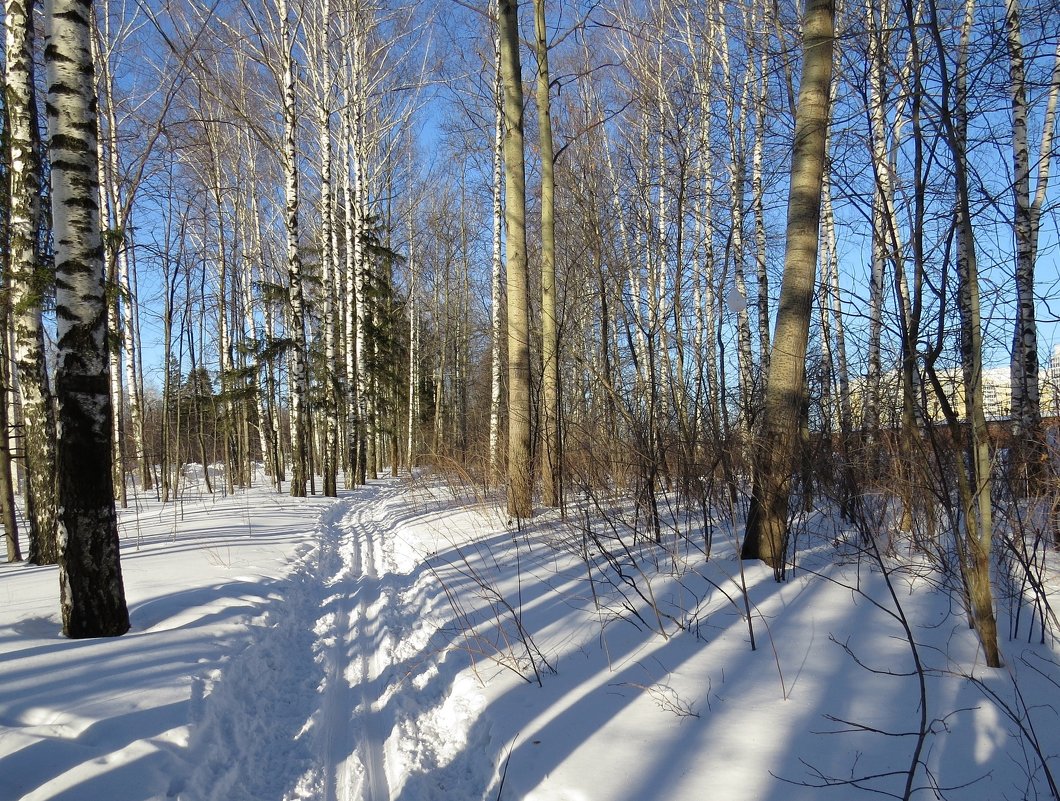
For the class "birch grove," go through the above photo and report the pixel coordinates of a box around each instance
[0,0,1055,668]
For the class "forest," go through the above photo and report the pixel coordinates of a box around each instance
[2,0,1060,796]
[1,0,1060,796]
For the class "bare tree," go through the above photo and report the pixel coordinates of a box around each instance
[923,0,1001,667]
[535,0,560,508]
[499,0,532,519]
[5,0,58,563]
[488,11,504,485]
[45,0,130,638]
[742,0,835,574]
[279,0,310,497]
[1005,0,1059,486]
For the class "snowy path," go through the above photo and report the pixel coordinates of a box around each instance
[304,484,400,801]
[178,482,417,801]
[318,498,360,801]
[344,488,392,801]
[4,472,1060,801]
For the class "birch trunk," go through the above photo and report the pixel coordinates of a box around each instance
[751,2,771,381]
[863,0,891,437]
[317,0,338,497]
[45,0,130,637]
[488,21,504,485]
[925,0,1001,666]
[341,47,359,488]
[345,26,370,486]
[0,288,22,562]
[280,0,309,497]
[718,12,755,436]
[96,120,126,508]
[6,0,58,564]
[101,64,146,496]
[407,189,419,472]
[1005,0,1058,484]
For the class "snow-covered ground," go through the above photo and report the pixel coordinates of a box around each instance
[2,469,1059,800]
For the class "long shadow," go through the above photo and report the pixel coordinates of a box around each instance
[0,482,344,801]
[385,513,956,801]
[0,701,187,801]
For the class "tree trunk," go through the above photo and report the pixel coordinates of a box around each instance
[927,0,1001,667]
[535,0,560,508]
[1005,0,1057,488]
[280,0,309,498]
[45,0,130,637]
[5,0,58,564]
[742,0,835,574]
[499,0,533,519]
[406,185,419,473]
[317,0,338,497]
[489,16,504,486]
[0,282,23,562]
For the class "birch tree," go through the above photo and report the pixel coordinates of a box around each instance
[488,13,504,485]
[1005,0,1059,485]
[6,0,58,564]
[279,0,309,497]
[312,0,339,496]
[45,0,130,638]
[0,288,22,562]
[931,0,1001,667]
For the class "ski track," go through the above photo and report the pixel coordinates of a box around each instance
[182,478,484,801]
[313,483,396,801]
[319,498,360,801]
[347,488,393,801]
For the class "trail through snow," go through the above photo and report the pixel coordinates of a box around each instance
[4,471,1060,801]
[342,486,392,801]
[181,483,404,800]
[181,479,485,801]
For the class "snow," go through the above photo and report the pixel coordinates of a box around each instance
[2,469,1059,800]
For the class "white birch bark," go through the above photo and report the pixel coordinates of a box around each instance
[718,10,755,433]
[682,9,718,424]
[488,17,504,485]
[5,0,58,564]
[863,0,888,434]
[45,0,130,637]
[241,187,275,485]
[341,47,361,488]
[315,0,338,496]
[751,7,771,382]
[407,188,419,473]
[93,91,126,507]
[1005,0,1059,453]
[279,0,309,497]
[352,31,371,484]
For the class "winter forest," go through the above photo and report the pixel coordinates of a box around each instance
[3,0,1060,798]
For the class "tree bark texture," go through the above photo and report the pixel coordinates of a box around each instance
[742,0,835,574]
[6,0,59,564]
[535,0,560,508]
[499,0,533,519]
[45,0,130,637]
